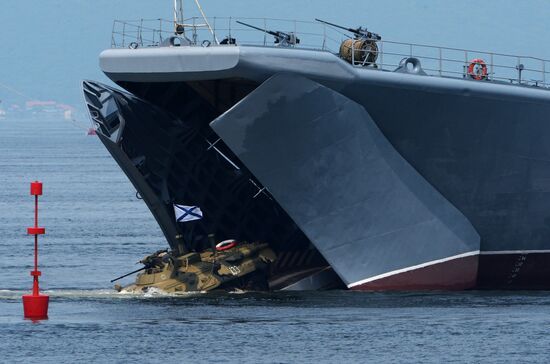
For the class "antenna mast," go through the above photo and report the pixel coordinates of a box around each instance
[172,0,218,44]
[174,0,183,24]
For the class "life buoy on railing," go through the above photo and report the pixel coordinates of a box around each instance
[468,58,488,80]
[216,239,238,251]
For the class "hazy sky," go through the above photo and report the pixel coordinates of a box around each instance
[1,0,549,110]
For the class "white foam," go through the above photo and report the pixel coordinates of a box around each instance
[0,288,208,300]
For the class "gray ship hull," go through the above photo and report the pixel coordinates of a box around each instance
[84,45,550,290]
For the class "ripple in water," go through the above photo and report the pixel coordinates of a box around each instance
[2,118,550,363]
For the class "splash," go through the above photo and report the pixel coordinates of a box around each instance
[0,288,205,300]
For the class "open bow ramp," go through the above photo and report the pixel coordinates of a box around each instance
[211,73,480,290]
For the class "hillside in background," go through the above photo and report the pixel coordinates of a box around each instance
[1,0,549,113]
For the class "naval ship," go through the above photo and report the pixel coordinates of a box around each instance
[83,1,550,291]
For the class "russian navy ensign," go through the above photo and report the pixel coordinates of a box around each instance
[173,204,203,222]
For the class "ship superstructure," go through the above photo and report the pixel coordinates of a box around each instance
[84,4,550,290]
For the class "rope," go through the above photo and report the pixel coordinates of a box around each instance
[194,0,219,44]
[0,81,34,101]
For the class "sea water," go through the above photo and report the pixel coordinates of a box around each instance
[1,118,550,363]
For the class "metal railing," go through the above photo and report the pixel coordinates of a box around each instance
[349,40,550,87]
[110,17,550,89]
[111,17,339,50]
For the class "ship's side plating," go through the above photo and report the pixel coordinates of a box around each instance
[89,45,550,290]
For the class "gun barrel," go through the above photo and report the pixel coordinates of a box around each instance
[315,18,358,35]
[236,20,264,32]
[110,266,147,283]
[236,20,287,39]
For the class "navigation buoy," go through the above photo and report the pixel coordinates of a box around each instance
[22,181,49,320]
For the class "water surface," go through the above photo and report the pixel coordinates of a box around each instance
[1,118,550,363]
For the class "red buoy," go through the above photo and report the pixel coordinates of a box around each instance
[22,181,49,320]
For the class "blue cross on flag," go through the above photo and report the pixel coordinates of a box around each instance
[173,204,203,223]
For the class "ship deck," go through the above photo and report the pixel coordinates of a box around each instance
[106,17,550,90]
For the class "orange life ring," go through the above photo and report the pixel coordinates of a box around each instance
[468,59,488,80]
[216,239,237,251]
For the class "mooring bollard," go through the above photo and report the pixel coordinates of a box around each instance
[22,181,49,320]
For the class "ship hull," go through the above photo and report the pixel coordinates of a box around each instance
[478,252,550,289]
[350,253,479,291]
[86,45,550,290]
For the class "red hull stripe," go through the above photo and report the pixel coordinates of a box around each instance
[348,251,480,291]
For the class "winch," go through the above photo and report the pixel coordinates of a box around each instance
[316,18,381,66]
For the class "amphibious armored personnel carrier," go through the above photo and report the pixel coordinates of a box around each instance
[114,241,276,293]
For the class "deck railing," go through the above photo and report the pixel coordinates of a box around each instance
[111,17,550,89]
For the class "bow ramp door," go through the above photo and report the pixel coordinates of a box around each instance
[211,73,480,290]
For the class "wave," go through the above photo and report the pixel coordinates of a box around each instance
[0,288,206,300]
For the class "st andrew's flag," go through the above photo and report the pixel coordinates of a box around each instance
[174,204,203,223]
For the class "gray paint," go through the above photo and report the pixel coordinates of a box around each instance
[347,80,550,252]
[211,73,480,285]
[100,45,550,103]
[100,46,240,74]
